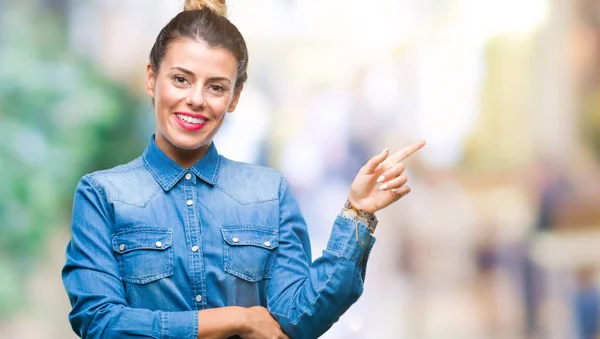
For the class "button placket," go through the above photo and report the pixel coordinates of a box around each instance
[182,183,205,310]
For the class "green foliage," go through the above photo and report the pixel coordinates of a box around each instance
[0,3,149,317]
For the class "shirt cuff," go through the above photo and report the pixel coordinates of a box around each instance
[160,310,198,339]
[326,215,376,264]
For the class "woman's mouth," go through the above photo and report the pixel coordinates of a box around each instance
[174,113,208,131]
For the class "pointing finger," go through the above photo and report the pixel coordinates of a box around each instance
[387,140,426,164]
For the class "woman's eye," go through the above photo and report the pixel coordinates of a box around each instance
[173,76,188,85]
[209,85,225,92]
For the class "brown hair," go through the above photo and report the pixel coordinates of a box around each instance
[149,0,248,87]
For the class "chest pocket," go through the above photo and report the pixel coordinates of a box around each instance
[112,228,173,284]
[221,226,279,282]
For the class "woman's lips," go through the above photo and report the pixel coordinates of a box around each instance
[173,112,207,131]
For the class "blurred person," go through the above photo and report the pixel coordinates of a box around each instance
[473,220,523,339]
[61,1,425,338]
[573,267,600,339]
[523,159,572,338]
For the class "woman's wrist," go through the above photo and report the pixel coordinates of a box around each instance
[345,199,377,222]
[235,306,251,335]
[346,197,372,214]
[196,306,248,339]
[342,199,378,236]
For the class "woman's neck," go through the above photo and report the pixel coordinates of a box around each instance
[155,134,209,169]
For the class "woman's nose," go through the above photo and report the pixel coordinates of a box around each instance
[185,88,206,109]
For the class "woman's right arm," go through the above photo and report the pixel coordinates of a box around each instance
[62,176,286,339]
[63,176,199,338]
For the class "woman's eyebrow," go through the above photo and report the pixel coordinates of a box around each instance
[207,77,231,84]
[169,67,231,84]
[170,66,195,76]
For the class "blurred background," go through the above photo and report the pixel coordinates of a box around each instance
[1,0,600,338]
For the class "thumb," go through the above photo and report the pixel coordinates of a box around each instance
[361,148,389,174]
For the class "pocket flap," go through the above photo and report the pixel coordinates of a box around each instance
[221,226,279,250]
[112,228,173,254]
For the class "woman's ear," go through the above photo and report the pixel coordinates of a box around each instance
[227,84,244,113]
[145,63,156,98]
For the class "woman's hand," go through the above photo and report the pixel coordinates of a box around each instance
[239,306,290,339]
[348,140,425,214]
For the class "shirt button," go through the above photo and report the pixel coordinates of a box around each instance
[192,245,199,252]
[155,241,163,248]
[264,241,271,247]
[185,173,192,180]
[196,295,202,302]
[232,237,239,243]
[119,244,125,251]
[186,200,194,206]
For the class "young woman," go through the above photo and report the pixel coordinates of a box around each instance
[62,1,425,338]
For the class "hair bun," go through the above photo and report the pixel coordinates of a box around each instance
[184,0,227,16]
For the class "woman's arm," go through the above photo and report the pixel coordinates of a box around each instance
[63,176,287,339]
[63,176,200,338]
[266,142,425,339]
[204,306,289,339]
[265,178,374,339]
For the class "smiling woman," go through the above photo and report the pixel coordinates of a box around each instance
[61,1,424,339]
[147,38,242,166]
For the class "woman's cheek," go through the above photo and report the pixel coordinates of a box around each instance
[163,86,184,105]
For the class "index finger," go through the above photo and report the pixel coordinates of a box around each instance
[387,140,426,164]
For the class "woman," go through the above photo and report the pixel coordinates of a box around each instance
[62,1,425,338]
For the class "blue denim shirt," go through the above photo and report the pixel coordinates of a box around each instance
[62,136,376,339]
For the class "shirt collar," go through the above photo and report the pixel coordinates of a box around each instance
[142,135,220,191]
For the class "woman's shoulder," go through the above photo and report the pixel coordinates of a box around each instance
[78,156,157,200]
[217,156,284,202]
[83,156,146,181]
[219,156,281,177]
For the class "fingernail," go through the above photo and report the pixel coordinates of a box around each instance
[376,175,385,183]
[379,183,388,191]
[381,148,389,155]
[391,188,400,193]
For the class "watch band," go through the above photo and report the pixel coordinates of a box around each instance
[342,200,378,240]
[344,200,377,221]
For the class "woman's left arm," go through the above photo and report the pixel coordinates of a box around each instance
[266,141,425,339]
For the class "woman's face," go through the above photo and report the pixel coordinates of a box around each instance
[146,38,242,160]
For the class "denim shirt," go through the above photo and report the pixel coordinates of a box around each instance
[62,136,376,339]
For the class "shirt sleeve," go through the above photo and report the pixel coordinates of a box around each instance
[266,177,376,339]
[62,176,198,339]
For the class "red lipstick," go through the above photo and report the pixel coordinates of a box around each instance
[173,112,208,131]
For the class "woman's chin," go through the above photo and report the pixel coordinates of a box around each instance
[170,134,210,152]
[157,125,213,153]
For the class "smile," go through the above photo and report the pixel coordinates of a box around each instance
[175,113,206,125]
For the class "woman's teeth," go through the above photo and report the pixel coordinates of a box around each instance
[176,114,206,125]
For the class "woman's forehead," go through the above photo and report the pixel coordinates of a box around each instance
[162,38,237,78]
